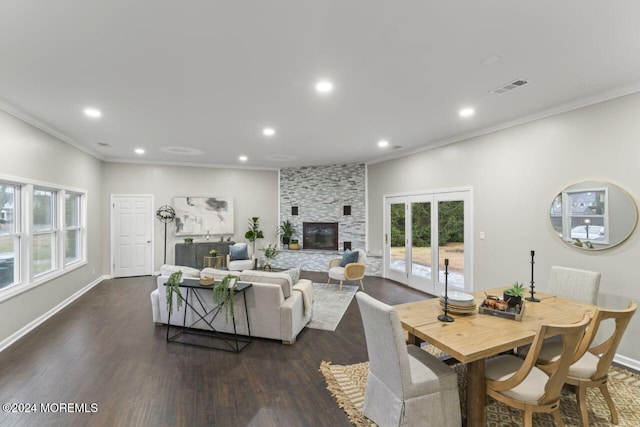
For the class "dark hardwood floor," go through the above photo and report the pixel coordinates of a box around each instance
[0,272,431,426]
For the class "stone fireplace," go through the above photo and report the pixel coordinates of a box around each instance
[303,222,338,250]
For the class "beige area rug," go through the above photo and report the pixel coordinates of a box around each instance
[306,282,358,331]
[320,350,640,426]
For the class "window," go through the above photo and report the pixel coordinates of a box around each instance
[65,192,82,264]
[0,183,19,290]
[0,176,87,297]
[33,188,57,276]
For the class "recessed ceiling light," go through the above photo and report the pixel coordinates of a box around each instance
[481,55,501,65]
[239,155,248,162]
[263,127,276,137]
[378,140,389,148]
[84,108,102,118]
[134,148,145,154]
[315,80,334,94]
[459,108,475,118]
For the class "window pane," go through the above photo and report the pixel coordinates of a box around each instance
[438,200,464,286]
[390,202,406,273]
[65,229,80,263]
[411,202,431,280]
[0,184,16,236]
[0,235,15,289]
[33,233,54,275]
[65,193,80,227]
[34,189,54,232]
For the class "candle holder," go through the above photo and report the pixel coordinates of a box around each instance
[438,258,454,322]
[525,250,540,302]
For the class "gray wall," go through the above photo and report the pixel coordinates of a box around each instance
[102,163,279,272]
[0,108,103,344]
[368,91,640,363]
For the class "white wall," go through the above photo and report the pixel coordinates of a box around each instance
[0,108,103,344]
[101,163,279,272]
[368,92,640,364]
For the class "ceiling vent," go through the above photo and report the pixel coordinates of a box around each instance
[490,79,529,94]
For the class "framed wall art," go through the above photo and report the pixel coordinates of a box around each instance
[173,196,234,236]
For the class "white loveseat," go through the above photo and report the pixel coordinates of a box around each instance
[150,266,312,344]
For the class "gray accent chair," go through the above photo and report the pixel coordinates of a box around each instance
[355,292,461,427]
[548,266,601,304]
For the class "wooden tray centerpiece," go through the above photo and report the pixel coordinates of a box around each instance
[479,287,525,321]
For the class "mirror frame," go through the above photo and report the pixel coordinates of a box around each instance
[550,181,638,251]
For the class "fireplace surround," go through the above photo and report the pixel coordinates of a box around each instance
[303,222,338,250]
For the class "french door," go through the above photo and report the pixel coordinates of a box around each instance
[384,188,472,295]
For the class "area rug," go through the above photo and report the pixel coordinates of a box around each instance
[320,353,640,426]
[306,282,358,331]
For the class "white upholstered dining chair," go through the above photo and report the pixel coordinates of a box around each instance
[533,301,637,426]
[356,292,461,427]
[548,266,601,304]
[485,314,590,427]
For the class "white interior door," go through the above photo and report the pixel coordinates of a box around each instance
[111,195,153,277]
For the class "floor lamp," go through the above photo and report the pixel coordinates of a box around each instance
[156,205,176,265]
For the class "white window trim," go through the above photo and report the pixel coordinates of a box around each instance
[0,174,87,303]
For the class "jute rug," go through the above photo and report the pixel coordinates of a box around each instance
[320,351,640,426]
[306,282,358,331]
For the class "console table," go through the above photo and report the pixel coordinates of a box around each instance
[165,278,252,353]
[175,241,234,269]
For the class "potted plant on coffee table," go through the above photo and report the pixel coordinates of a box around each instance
[504,282,525,308]
[263,243,278,270]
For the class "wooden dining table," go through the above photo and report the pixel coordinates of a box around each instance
[394,287,596,427]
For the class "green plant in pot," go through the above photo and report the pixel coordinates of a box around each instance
[278,220,294,248]
[183,237,193,243]
[245,216,264,256]
[209,249,218,256]
[213,274,238,322]
[504,282,525,308]
[263,243,278,270]
[165,271,183,313]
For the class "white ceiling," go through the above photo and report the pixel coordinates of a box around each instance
[2,1,640,169]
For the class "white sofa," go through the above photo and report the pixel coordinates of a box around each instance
[150,266,312,344]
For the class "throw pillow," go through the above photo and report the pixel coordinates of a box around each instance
[229,244,248,261]
[284,266,301,285]
[340,249,359,267]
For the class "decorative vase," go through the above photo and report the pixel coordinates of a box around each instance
[289,242,300,250]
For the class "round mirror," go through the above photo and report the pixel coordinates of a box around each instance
[550,181,638,250]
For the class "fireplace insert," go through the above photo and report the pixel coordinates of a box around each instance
[303,222,338,250]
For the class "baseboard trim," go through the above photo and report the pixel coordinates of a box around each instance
[0,275,107,353]
[614,354,640,372]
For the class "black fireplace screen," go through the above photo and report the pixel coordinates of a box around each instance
[303,222,338,250]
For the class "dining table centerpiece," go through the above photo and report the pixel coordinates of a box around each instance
[503,282,525,308]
